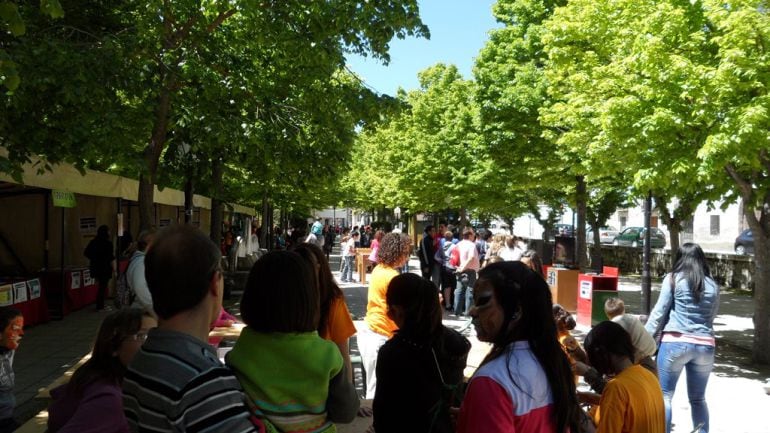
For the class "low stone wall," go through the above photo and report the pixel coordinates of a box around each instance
[591,245,755,291]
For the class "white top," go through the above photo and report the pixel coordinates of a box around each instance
[613,314,658,360]
[498,246,523,262]
[127,251,153,311]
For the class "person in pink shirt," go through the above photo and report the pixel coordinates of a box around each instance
[453,228,480,316]
[456,261,581,433]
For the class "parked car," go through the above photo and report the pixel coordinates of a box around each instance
[489,222,511,235]
[586,226,620,244]
[734,229,754,255]
[612,227,667,248]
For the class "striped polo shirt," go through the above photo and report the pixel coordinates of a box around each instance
[122,328,258,433]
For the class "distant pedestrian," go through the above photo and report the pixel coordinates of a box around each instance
[645,243,720,433]
[340,232,359,283]
[453,228,480,316]
[368,230,384,266]
[122,225,260,432]
[419,225,436,283]
[373,274,470,433]
[520,249,544,277]
[84,225,116,311]
[127,229,156,312]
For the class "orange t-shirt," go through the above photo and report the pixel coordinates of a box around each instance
[320,296,357,345]
[595,364,665,433]
[364,265,399,338]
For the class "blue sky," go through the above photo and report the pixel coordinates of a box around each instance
[345,0,500,96]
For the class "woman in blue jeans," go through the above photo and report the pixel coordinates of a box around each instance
[645,243,720,433]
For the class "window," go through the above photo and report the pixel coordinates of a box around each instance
[710,215,720,236]
[619,216,627,228]
[683,217,694,234]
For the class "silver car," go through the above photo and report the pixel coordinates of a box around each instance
[586,226,619,244]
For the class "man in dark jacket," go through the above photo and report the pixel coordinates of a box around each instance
[419,225,436,281]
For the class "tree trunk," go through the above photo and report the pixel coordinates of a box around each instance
[138,73,175,230]
[753,226,770,364]
[209,156,224,245]
[668,222,681,255]
[576,175,588,270]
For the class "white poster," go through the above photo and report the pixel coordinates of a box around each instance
[71,271,82,290]
[580,280,592,300]
[82,270,92,286]
[27,279,42,300]
[12,282,27,303]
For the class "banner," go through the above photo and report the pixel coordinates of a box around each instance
[82,270,92,286]
[12,282,27,303]
[52,190,76,208]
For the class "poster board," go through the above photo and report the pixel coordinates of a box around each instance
[71,271,81,290]
[12,282,27,303]
[27,279,42,300]
[0,285,12,306]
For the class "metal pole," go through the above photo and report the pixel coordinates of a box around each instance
[642,191,652,314]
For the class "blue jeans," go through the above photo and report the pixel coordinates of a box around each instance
[453,271,476,316]
[657,341,715,433]
[341,256,354,281]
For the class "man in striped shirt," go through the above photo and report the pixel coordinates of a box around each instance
[122,225,260,433]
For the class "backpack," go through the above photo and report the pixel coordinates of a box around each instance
[449,246,460,267]
[115,256,138,308]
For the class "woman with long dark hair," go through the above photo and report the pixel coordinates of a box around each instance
[48,308,156,432]
[373,273,470,433]
[645,243,719,433]
[456,261,580,433]
[292,243,357,381]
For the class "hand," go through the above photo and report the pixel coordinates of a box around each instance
[222,320,234,327]
[577,391,602,406]
[365,424,376,433]
[573,361,591,376]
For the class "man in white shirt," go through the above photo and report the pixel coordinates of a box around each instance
[128,229,156,311]
[454,228,480,316]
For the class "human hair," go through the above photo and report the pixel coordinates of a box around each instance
[291,243,343,336]
[144,225,221,319]
[68,308,152,396]
[482,230,492,241]
[584,321,636,374]
[373,230,385,242]
[0,308,22,330]
[476,261,579,433]
[240,251,319,333]
[604,297,625,319]
[504,235,515,248]
[377,232,412,268]
[520,249,544,277]
[351,231,360,238]
[136,228,157,252]
[424,225,434,233]
[96,225,110,240]
[483,255,503,267]
[444,231,453,241]
[386,273,442,343]
[462,228,474,239]
[671,242,711,302]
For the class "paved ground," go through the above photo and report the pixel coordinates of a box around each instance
[11,250,770,433]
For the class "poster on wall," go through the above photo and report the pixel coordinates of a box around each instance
[82,270,92,286]
[0,285,12,306]
[27,279,42,300]
[71,271,82,290]
[12,282,27,303]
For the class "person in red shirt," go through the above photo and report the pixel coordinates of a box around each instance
[456,261,580,433]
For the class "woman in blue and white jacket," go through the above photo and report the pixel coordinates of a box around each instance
[645,243,720,433]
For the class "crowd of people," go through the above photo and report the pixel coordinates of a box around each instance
[0,219,720,433]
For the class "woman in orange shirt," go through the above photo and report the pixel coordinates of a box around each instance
[359,232,412,399]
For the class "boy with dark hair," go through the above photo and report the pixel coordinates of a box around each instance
[122,225,260,432]
[0,308,22,433]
